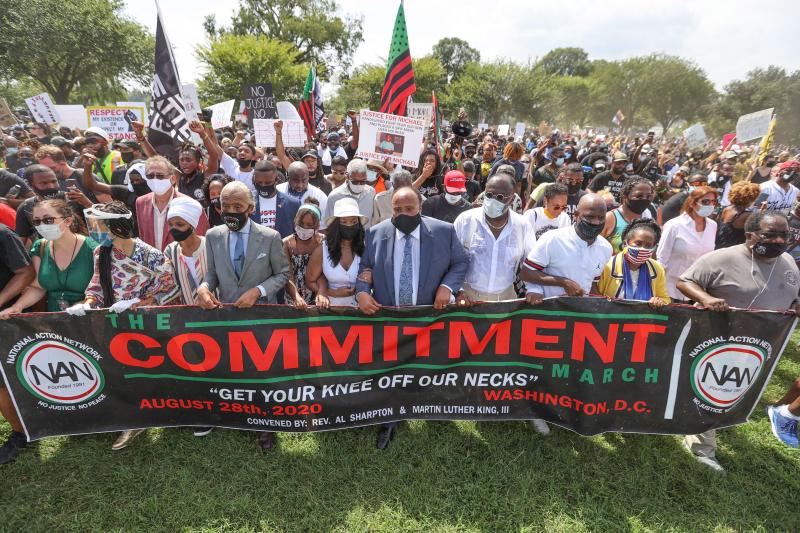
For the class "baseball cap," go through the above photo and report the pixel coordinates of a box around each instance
[119,139,141,151]
[612,151,629,162]
[327,132,340,141]
[84,127,110,142]
[778,160,800,171]
[443,170,467,193]
[301,150,319,161]
[50,136,69,147]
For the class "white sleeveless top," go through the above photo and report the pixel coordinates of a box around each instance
[322,241,360,307]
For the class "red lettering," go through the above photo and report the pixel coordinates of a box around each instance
[519,319,566,358]
[383,326,398,361]
[229,330,298,371]
[402,323,445,357]
[110,333,164,368]
[623,324,667,363]
[448,320,511,359]
[571,322,619,363]
[308,326,374,367]
[166,333,221,372]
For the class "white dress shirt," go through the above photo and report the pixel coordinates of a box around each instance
[656,213,716,300]
[151,189,175,250]
[523,225,613,297]
[393,227,420,305]
[453,207,532,294]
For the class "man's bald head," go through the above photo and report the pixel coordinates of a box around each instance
[576,193,607,225]
[392,186,422,217]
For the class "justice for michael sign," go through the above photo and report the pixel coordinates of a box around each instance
[0,299,794,440]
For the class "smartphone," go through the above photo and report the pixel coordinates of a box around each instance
[6,184,21,198]
[65,178,78,189]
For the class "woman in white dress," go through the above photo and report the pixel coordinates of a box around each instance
[306,197,368,307]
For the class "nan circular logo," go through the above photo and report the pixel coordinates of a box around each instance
[691,343,765,409]
[16,340,105,404]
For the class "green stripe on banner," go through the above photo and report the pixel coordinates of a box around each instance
[185,308,668,329]
[124,361,547,385]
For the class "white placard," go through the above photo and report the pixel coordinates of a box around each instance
[86,106,145,140]
[736,108,774,143]
[478,123,489,131]
[25,92,60,124]
[53,105,87,129]
[682,123,707,149]
[515,122,526,138]
[355,110,426,168]
[277,101,302,121]
[497,124,510,136]
[408,103,433,126]
[181,84,203,144]
[253,119,306,147]
[208,99,235,129]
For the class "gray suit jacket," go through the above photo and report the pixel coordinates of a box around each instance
[202,221,290,304]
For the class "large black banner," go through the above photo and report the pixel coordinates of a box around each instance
[0,299,795,440]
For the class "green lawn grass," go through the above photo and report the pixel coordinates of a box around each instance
[3,335,800,532]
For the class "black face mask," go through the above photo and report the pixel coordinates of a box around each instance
[169,227,194,242]
[210,197,221,210]
[132,182,150,196]
[567,184,581,195]
[753,241,787,258]
[237,158,252,169]
[18,158,34,168]
[36,187,61,199]
[255,184,276,198]
[222,211,248,232]
[121,152,135,164]
[626,198,650,215]
[339,224,360,241]
[575,219,605,241]
[392,213,421,235]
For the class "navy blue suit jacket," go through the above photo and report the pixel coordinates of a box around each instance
[251,191,300,238]
[356,216,469,306]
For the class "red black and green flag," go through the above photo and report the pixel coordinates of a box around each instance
[432,90,444,159]
[299,66,324,140]
[379,2,416,116]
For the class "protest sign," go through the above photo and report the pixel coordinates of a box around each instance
[0,98,18,127]
[53,105,87,129]
[25,93,60,124]
[86,106,145,141]
[253,119,306,147]
[736,108,774,143]
[241,83,277,128]
[277,101,302,121]
[683,123,707,149]
[477,123,489,131]
[515,122,526,138]
[180,84,203,144]
[408,103,434,126]
[356,110,426,168]
[208,99,235,129]
[497,124,510,136]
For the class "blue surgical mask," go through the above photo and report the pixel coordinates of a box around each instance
[564,152,573,159]
[5,147,17,156]
[90,230,114,247]
[366,169,378,183]
[555,157,565,167]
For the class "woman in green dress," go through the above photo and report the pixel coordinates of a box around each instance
[0,197,97,317]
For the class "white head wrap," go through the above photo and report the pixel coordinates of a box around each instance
[167,196,203,228]
[124,162,147,192]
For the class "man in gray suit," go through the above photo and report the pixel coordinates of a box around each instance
[355,186,470,449]
[195,181,290,450]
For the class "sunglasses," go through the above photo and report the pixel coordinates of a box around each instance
[146,173,170,180]
[484,192,510,203]
[83,138,101,145]
[32,216,64,226]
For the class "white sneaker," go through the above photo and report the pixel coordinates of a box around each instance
[530,418,551,436]
[693,455,726,474]
[193,427,214,437]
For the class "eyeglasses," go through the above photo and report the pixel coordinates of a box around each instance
[32,216,64,226]
[484,192,510,203]
[755,231,790,241]
[146,173,170,180]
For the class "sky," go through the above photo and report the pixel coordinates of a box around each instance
[125,0,800,92]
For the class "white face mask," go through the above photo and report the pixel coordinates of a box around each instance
[295,226,316,241]
[444,193,463,205]
[696,204,714,218]
[37,222,64,241]
[349,182,366,194]
[483,197,508,218]
[146,177,174,195]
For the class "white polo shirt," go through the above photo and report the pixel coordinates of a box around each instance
[523,225,613,297]
[454,207,532,294]
[276,182,328,221]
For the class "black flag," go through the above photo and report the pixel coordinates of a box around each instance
[147,6,190,160]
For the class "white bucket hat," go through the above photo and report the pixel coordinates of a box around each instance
[324,197,368,228]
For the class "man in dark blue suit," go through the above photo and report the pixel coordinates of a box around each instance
[250,160,300,238]
[356,186,470,449]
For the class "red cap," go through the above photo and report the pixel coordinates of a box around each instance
[443,170,467,193]
[779,160,800,171]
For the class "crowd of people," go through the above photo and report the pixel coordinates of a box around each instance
[1,114,799,472]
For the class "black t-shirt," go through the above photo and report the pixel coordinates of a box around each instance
[309,175,332,195]
[0,169,32,198]
[465,179,482,202]
[588,171,629,202]
[748,168,772,185]
[179,171,208,206]
[421,195,471,223]
[532,165,558,187]
[535,189,587,222]
[0,223,31,307]
[660,191,689,225]
[418,176,442,198]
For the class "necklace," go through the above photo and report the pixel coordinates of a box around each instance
[485,215,508,230]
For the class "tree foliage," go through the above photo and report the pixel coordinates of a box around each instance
[213,0,363,78]
[539,47,592,77]
[0,0,154,104]
[431,37,480,82]
[196,34,308,105]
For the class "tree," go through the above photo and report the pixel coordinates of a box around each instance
[216,0,364,78]
[539,47,592,77]
[196,34,308,105]
[0,0,154,104]
[431,37,480,82]
[554,76,595,128]
[587,58,652,128]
